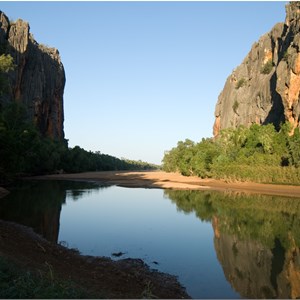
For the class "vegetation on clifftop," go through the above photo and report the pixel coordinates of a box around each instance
[162,123,300,184]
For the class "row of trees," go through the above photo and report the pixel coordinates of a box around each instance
[162,123,300,184]
[0,54,158,184]
[0,101,158,184]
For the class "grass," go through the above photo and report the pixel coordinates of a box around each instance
[210,163,300,185]
[0,256,92,299]
[141,281,158,299]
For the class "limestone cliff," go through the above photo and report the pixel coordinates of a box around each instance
[214,2,300,136]
[0,11,65,140]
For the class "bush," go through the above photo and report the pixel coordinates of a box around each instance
[162,122,300,185]
[235,78,246,89]
[260,60,273,75]
[232,100,239,113]
[283,50,289,61]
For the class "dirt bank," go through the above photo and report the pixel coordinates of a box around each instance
[0,219,189,299]
[35,170,300,198]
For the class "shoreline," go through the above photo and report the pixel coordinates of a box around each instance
[2,169,300,298]
[32,170,300,198]
[0,219,190,299]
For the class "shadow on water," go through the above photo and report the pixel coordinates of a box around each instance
[0,180,103,242]
[165,189,300,299]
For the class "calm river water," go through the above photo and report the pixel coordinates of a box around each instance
[1,180,300,298]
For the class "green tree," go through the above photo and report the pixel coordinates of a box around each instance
[162,122,300,184]
[0,54,14,73]
[0,54,14,95]
[289,128,300,167]
[191,138,220,177]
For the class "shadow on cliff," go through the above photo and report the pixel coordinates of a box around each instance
[262,71,285,130]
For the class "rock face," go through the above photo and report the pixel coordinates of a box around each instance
[214,2,300,136]
[0,11,65,140]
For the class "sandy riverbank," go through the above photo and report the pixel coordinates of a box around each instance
[34,170,300,198]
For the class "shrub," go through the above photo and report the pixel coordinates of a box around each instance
[235,78,246,89]
[260,60,273,75]
[232,100,239,113]
[283,50,289,61]
[163,122,300,185]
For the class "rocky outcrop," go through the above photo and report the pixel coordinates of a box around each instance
[0,11,65,140]
[214,2,300,136]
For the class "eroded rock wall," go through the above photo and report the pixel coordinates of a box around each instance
[0,11,65,140]
[214,2,300,136]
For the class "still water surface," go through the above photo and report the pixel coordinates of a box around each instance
[1,180,300,298]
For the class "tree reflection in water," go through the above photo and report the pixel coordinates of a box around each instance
[2,182,300,298]
[0,180,102,242]
[165,189,300,299]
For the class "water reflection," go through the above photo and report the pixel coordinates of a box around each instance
[165,190,300,299]
[2,181,300,298]
[0,180,101,242]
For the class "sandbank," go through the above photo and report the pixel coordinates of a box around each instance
[34,170,300,198]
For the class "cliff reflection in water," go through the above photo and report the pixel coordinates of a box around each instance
[165,190,300,299]
[0,180,101,243]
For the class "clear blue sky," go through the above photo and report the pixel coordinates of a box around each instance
[1,1,286,164]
